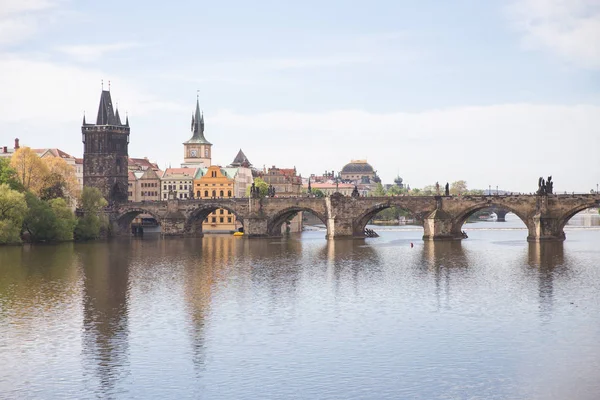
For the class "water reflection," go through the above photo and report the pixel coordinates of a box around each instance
[420,241,468,310]
[78,242,131,396]
[526,242,566,319]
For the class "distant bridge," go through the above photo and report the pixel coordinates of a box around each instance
[108,194,600,242]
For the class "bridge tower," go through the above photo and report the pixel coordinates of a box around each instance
[82,88,130,204]
[182,95,212,167]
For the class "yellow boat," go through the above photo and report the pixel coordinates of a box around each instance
[233,232,244,237]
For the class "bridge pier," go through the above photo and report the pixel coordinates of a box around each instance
[495,209,508,222]
[245,217,269,238]
[422,209,462,241]
[326,216,356,239]
[527,213,565,242]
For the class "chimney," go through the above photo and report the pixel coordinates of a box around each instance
[14,138,19,149]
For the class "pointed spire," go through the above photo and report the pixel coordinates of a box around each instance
[125,112,129,127]
[184,93,211,145]
[96,90,117,125]
[115,108,122,125]
[82,111,86,125]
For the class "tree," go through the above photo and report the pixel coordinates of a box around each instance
[10,147,49,195]
[450,180,468,196]
[74,187,107,240]
[0,183,27,244]
[49,198,77,241]
[41,156,80,201]
[372,182,386,197]
[313,189,325,198]
[245,177,269,198]
[23,192,58,242]
[0,158,22,191]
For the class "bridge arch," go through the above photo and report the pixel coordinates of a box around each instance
[267,206,328,236]
[452,201,531,234]
[115,207,162,232]
[557,200,600,232]
[353,202,431,237]
[185,203,244,234]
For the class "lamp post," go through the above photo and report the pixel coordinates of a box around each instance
[489,185,491,196]
[496,185,499,195]
[597,183,598,193]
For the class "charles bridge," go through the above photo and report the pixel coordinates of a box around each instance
[108,193,600,242]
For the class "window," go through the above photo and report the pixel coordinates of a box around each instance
[219,190,224,197]
[184,193,188,198]
[179,193,183,198]
[164,194,167,199]
[204,190,208,197]
[219,209,224,215]
[196,191,200,198]
[205,218,209,222]
[227,217,232,223]
[179,185,182,190]
[227,190,232,197]
[211,217,216,223]
[164,185,167,190]
[184,185,187,190]
[228,210,232,215]
[219,217,224,223]
[212,190,216,197]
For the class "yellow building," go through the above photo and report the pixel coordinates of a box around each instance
[194,166,239,233]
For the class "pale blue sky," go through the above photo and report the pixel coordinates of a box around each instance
[1,0,599,192]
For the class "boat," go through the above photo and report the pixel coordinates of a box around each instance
[233,232,244,237]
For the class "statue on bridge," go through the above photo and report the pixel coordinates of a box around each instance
[435,182,440,195]
[268,184,276,198]
[445,182,450,196]
[250,182,258,198]
[537,176,553,195]
[351,185,360,198]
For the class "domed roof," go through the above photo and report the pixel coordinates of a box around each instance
[341,160,374,174]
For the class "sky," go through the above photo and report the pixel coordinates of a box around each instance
[0,0,599,193]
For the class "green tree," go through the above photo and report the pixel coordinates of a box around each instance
[49,198,77,241]
[0,158,22,191]
[23,192,58,242]
[312,189,325,198]
[74,187,107,241]
[245,177,269,198]
[372,182,386,197]
[0,183,27,244]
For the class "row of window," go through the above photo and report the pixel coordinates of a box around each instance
[212,209,232,215]
[204,217,233,223]
[141,191,158,196]
[164,184,188,191]
[142,182,158,188]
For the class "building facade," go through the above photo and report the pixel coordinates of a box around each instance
[82,89,130,203]
[194,166,239,232]
[161,168,196,200]
[262,166,302,196]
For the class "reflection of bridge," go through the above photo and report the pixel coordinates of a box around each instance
[109,194,600,242]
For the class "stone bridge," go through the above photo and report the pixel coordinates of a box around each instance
[109,194,600,242]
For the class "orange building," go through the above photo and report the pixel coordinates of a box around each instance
[194,166,239,232]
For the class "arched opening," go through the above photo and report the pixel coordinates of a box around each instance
[211,190,216,198]
[204,190,209,197]
[559,204,600,231]
[453,203,529,239]
[354,204,427,238]
[219,190,224,197]
[116,209,162,235]
[228,190,232,198]
[186,205,244,235]
[196,190,200,198]
[267,207,328,237]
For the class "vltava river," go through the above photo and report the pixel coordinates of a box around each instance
[1,214,599,399]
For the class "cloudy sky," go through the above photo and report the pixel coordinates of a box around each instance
[1,0,599,192]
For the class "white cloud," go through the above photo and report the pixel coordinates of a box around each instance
[0,0,60,46]
[55,42,143,62]
[508,0,600,68]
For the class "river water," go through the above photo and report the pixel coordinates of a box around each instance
[1,214,599,399]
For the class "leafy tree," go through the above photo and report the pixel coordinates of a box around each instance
[0,158,22,191]
[10,147,49,195]
[74,187,107,240]
[372,182,386,197]
[41,156,80,201]
[313,189,325,198]
[245,177,269,198]
[0,183,27,244]
[23,192,58,242]
[450,180,468,196]
[49,198,77,241]
[421,185,436,196]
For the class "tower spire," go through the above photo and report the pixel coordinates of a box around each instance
[82,111,86,125]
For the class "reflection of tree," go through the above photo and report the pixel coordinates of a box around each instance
[526,242,565,318]
[80,241,131,396]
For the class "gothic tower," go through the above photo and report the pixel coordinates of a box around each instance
[82,89,130,204]
[182,96,212,167]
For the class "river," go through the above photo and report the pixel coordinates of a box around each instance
[1,213,599,399]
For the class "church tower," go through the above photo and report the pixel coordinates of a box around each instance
[182,95,212,167]
[82,89,130,204]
